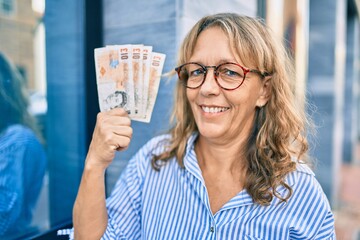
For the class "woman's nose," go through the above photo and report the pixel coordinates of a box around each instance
[199,69,221,96]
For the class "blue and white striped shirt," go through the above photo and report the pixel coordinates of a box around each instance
[99,133,335,239]
[0,124,46,237]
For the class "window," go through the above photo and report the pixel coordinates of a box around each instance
[0,0,15,15]
[0,0,101,238]
[0,1,48,239]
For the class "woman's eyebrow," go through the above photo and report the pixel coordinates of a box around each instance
[187,58,238,65]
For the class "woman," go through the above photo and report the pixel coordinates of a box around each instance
[73,13,335,239]
[0,53,47,237]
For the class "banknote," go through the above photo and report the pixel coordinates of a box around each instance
[131,45,143,116]
[117,44,135,114]
[94,44,166,123]
[143,52,166,122]
[140,46,152,117]
[94,47,130,112]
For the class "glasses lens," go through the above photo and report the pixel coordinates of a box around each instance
[217,63,245,89]
[178,63,205,88]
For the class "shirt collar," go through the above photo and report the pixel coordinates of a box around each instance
[184,132,199,158]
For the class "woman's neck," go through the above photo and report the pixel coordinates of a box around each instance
[195,135,247,175]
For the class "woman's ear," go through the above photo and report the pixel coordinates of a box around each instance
[256,76,271,107]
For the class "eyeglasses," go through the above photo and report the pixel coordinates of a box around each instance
[175,62,269,90]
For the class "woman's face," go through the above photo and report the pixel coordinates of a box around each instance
[186,27,270,143]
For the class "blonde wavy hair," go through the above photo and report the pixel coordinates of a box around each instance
[152,13,311,205]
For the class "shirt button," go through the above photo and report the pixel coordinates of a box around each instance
[210,226,214,233]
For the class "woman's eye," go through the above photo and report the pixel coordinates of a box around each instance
[221,68,243,78]
[226,70,237,76]
[190,69,204,77]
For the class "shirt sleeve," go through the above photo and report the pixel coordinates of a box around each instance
[314,209,336,240]
[288,170,336,240]
[101,138,153,240]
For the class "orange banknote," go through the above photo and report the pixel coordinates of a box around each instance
[94,45,165,123]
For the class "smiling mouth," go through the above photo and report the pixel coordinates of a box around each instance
[200,106,230,113]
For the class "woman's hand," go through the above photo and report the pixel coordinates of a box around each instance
[86,108,133,170]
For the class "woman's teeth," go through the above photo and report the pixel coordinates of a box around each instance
[201,106,229,113]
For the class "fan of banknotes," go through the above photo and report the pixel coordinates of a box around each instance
[94,45,166,123]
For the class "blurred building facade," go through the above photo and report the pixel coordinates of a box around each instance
[0,0,41,89]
